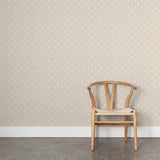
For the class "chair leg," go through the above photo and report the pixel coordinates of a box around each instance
[133,110,137,151]
[91,109,95,151]
[124,116,128,142]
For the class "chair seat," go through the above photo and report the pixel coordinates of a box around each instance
[94,108,134,115]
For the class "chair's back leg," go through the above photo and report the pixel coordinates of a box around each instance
[124,116,128,142]
[133,110,137,150]
[91,109,95,151]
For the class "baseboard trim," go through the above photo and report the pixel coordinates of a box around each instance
[0,127,159,137]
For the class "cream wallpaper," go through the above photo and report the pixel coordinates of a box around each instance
[0,0,160,126]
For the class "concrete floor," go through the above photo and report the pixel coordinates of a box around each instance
[0,138,159,160]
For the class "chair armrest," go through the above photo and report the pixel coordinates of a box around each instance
[87,87,96,108]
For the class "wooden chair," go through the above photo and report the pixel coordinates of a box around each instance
[87,81,137,151]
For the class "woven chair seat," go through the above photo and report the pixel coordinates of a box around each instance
[94,108,133,115]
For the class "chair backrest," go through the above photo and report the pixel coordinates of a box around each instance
[87,81,137,109]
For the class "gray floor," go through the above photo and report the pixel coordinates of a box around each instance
[0,138,159,160]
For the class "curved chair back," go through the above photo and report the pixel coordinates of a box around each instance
[87,81,137,109]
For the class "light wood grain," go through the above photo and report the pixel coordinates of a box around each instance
[110,84,115,109]
[88,88,96,108]
[124,116,128,142]
[133,110,137,150]
[125,87,134,108]
[91,109,95,151]
[88,81,137,90]
[104,83,115,109]
[95,121,133,124]
[104,84,110,109]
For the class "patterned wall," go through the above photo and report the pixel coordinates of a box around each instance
[0,0,160,126]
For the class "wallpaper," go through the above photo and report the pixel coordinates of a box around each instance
[0,0,160,126]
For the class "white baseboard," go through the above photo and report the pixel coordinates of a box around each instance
[0,127,159,137]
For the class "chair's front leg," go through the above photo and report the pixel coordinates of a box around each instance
[133,110,137,151]
[91,109,95,151]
